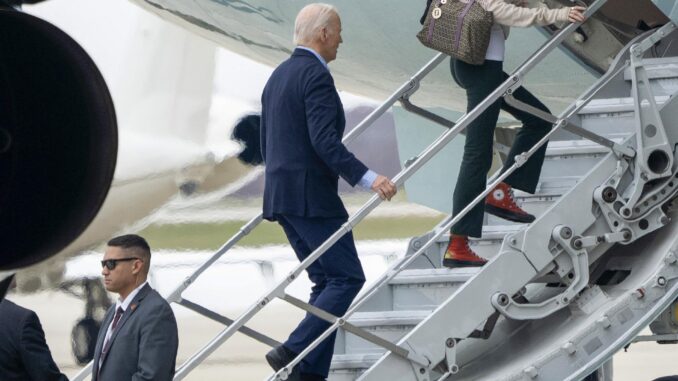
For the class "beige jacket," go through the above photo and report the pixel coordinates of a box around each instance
[462,0,572,38]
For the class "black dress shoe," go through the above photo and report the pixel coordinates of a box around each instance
[265,345,300,380]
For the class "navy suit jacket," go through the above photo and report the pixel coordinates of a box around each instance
[0,300,68,381]
[261,48,368,220]
[92,284,178,381]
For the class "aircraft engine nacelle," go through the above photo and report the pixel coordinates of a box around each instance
[0,8,117,271]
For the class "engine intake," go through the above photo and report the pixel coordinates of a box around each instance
[0,8,117,270]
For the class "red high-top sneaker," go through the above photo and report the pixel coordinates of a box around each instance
[442,235,487,268]
[485,182,536,223]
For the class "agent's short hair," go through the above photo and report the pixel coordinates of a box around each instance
[107,234,151,272]
[293,3,338,45]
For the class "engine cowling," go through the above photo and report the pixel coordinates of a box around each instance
[0,8,117,270]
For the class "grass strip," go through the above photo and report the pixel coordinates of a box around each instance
[140,215,446,250]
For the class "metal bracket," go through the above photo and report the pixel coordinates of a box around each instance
[276,367,295,381]
[177,299,280,348]
[593,165,677,245]
[399,97,511,155]
[282,294,430,366]
[504,94,635,158]
[400,79,421,101]
[444,338,459,375]
[571,229,631,249]
[411,361,432,381]
[491,226,590,320]
[624,23,678,212]
[573,234,603,249]
[630,22,677,56]
[506,73,523,95]
[400,98,455,128]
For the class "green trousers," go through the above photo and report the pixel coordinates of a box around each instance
[450,59,552,238]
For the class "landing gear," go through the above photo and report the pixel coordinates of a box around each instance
[60,277,111,364]
[71,317,100,364]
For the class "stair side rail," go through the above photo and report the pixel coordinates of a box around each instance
[261,1,620,379]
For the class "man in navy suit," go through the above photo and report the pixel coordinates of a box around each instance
[260,4,397,381]
[0,280,69,381]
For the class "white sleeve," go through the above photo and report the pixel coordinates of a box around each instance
[483,0,571,27]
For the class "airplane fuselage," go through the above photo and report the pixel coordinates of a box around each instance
[126,0,675,116]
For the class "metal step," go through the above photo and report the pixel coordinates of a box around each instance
[488,135,640,224]
[484,192,562,227]
[336,310,431,355]
[484,139,613,226]
[389,268,478,311]
[336,268,479,362]
[575,95,669,140]
[404,223,524,272]
[540,139,615,181]
[623,57,678,96]
[329,354,381,380]
[355,264,483,312]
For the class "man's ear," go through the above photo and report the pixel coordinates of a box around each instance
[132,259,143,275]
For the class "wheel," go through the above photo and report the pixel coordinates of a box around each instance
[71,317,100,365]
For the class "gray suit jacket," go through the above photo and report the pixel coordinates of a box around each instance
[92,284,178,381]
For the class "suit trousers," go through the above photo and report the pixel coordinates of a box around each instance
[450,59,552,238]
[276,214,366,377]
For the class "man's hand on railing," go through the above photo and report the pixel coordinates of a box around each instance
[568,6,587,23]
[372,175,397,201]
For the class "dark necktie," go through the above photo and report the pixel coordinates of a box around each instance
[101,307,124,357]
[97,306,124,380]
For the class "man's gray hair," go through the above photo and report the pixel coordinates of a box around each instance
[293,3,339,45]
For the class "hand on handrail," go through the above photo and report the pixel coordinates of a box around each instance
[371,175,397,201]
[568,6,587,23]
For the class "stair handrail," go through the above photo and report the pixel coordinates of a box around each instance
[170,57,458,380]
[163,51,449,307]
[261,1,616,379]
[68,45,449,381]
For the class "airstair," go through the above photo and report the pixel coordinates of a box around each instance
[71,1,678,380]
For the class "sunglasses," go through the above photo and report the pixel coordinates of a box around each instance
[101,257,141,270]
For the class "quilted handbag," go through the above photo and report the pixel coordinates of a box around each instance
[417,0,494,65]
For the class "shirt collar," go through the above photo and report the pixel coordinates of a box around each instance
[115,281,148,312]
[296,46,328,69]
